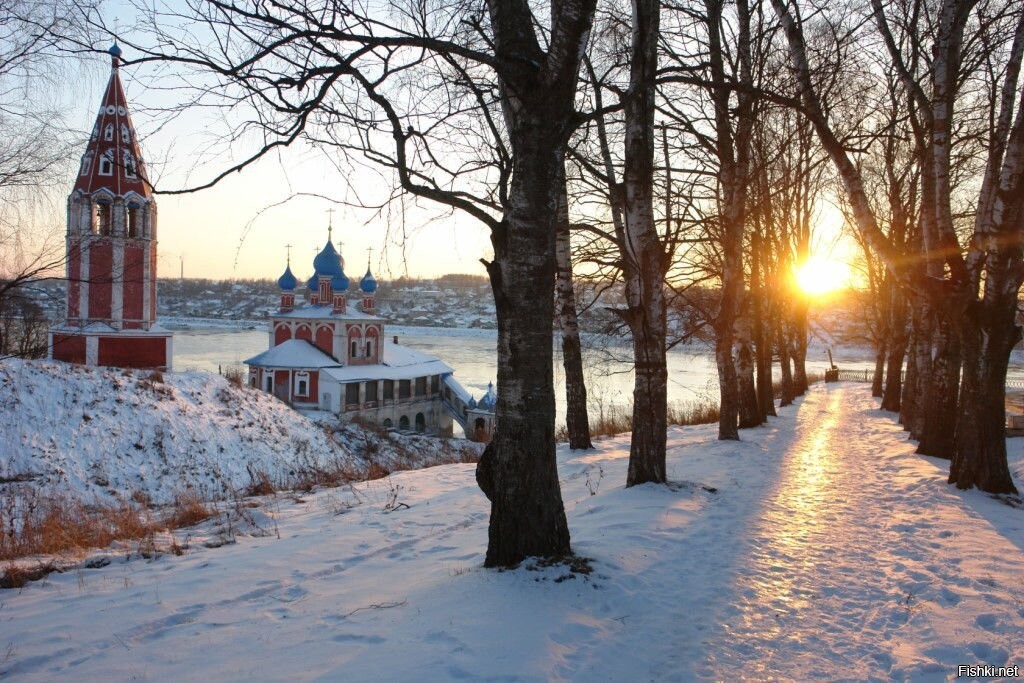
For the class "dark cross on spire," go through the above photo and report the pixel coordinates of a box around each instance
[366,246,374,270]
[285,243,292,265]
[326,207,336,241]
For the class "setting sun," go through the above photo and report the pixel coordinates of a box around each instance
[794,256,851,297]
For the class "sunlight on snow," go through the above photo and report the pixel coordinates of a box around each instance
[743,391,840,635]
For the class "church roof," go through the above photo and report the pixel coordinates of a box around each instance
[321,340,452,383]
[273,303,381,321]
[244,339,341,369]
[73,44,152,199]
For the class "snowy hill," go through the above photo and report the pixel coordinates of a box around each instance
[0,359,479,504]
[2,384,1022,680]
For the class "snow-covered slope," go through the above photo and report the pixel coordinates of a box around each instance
[0,359,478,504]
[2,384,1022,680]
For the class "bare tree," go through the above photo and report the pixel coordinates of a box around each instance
[117,0,599,565]
[773,0,1022,493]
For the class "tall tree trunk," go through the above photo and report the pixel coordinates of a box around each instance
[881,287,907,412]
[752,235,776,418]
[622,0,667,485]
[871,343,886,397]
[916,309,960,458]
[735,309,761,428]
[476,0,597,566]
[776,322,794,408]
[789,301,809,394]
[555,169,592,450]
[709,0,754,441]
[952,262,1021,494]
[479,138,572,566]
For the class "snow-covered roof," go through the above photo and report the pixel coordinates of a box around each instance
[244,339,340,369]
[322,340,452,383]
[50,322,172,335]
[273,304,381,322]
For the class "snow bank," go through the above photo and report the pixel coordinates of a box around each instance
[0,359,478,504]
[1,384,1021,681]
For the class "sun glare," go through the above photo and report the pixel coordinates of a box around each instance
[794,256,851,297]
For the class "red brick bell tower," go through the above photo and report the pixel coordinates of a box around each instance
[49,44,172,369]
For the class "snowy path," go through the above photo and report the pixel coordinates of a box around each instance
[698,387,1024,679]
[1,384,1022,681]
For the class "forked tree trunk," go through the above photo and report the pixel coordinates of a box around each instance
[555,170,592,450]
[952,271,1021,494]
[475,0,596,566]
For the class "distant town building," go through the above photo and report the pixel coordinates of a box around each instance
[49,44,172,369]
[245,232,493,441]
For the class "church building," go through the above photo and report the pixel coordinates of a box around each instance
[245,232,494,440]
[49,44,172,369]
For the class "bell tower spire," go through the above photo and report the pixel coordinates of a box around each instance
[49,44,172,370]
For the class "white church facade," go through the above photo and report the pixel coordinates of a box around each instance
[245,232,495,441]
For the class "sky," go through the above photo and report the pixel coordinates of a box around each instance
[30,8,857,286]
[76,53,496,282]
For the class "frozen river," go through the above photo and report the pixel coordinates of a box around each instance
[170,323,886,423]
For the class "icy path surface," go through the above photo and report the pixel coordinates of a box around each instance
[698,387,1024,679]
[2,384,1022,681]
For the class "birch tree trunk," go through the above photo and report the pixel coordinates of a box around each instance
[621,0,668,485]
[710,0,755,440]
[555,169,593,450]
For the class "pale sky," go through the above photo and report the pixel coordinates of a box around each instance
[43,22,856,287]
[60,47,496,282]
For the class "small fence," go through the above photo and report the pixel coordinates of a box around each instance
[831,368,1024,389]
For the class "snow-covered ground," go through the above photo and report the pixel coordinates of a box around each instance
[0,359,478,504]
[2,383,1022,680]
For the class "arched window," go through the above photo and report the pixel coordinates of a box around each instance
[122,151,137,179]
[351,339,359,358]
[365,339,374,359]
[95,203,112,236]
[104,123,114,141]
[98,150,114,176]
[80,152,93,176]
[415,413,426,433]
[382,418,392,428]
[398,415,410,430]
[120,124,130,143]
[127,206,142,238]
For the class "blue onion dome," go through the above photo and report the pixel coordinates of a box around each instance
[306,273,318,291]
[312,240,343,277]
[477,382,497,410]
[277,265,297,291]
[331,272,350,292]
[360,268,378,293]
[109,43,122,58]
